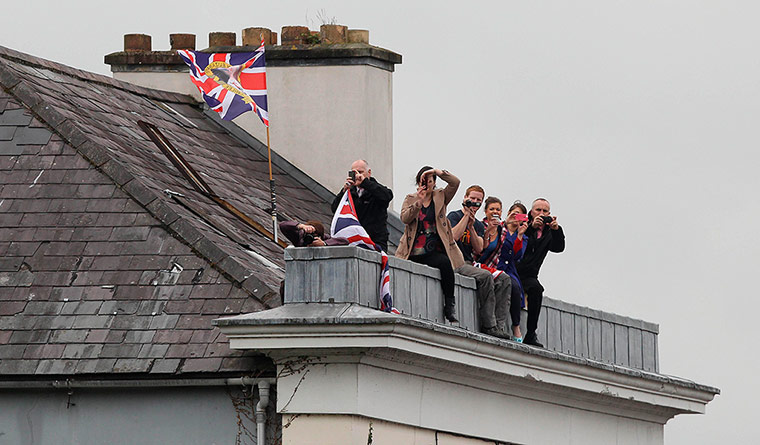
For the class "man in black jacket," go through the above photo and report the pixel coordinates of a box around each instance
[331,160,393,252]
[517,198,565,347]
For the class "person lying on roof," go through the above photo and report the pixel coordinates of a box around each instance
[279,220,348,247]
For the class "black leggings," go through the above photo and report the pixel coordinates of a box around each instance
[509,280,522,328]
[409,251,455,307]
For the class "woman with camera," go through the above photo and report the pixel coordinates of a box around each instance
[395,166,463,322]
[478,200,528,342]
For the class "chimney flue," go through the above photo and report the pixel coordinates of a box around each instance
[124,34,151,52]
[320,25,347,44]
[347,29,369,44]
[170,33,196,50]
[281,26,310,45]
[243,27,275,46]
[209,32,236,47]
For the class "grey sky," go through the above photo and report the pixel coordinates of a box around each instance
[3,1,757,442]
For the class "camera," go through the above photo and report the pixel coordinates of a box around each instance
[302,232,316,245]
[542,215,554,225]
[463,200,481,208]
[348,170,356,181]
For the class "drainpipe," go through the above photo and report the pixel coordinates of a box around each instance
[256,381,271,445]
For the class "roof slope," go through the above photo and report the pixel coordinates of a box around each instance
[0,45,334,377]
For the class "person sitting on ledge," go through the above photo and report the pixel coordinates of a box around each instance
[279,220,348,247]
[479,199,527,342]
[396,166,463,323]
[447,185,512,339]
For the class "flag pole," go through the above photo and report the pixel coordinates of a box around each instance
[266,125,277,243]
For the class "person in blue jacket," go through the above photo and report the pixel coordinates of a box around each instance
[479,201,529,342]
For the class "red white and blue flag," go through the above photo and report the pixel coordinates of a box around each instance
[178,40,269,124]
[331,191,398,314]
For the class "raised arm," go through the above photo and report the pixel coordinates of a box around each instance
[437,169,460,205]
[359,177,393,204]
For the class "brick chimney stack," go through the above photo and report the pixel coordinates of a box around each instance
[104,26,402,195]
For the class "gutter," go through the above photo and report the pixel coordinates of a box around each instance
[0,377,274,389]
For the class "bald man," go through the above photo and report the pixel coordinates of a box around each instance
[331,159,393,252]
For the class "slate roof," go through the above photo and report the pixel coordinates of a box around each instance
[0,45,338,378]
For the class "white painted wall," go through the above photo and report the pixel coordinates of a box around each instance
[275,359,664,445]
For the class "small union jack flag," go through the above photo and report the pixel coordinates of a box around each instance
[178,40,269,125]
[331,191,398,314]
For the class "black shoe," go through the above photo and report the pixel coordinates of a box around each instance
[524,332,544,348]
[443,305,458,323]
[482,326,510,339]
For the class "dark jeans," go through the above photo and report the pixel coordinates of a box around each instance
[522,277,544,335]
[409,251,455,307]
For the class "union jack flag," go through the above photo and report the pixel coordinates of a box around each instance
[331,191,398,314]
[177,40,269,125]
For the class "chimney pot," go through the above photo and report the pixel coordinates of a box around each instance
[124,34,151,52]
[242,27,275,46]
[320,25,348,44]
[209,32,236,47]
[170,33,196,50]
[281,26,310,45]
[347,29,369,44]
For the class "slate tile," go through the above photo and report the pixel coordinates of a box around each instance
[49,287,85,302]
[164,300,204,314]
[113,285,153,300]
[0,301,26,315]
[33,315,75,330]
[23,343,65,359]
[176,314,218,329]
[70,271,103,286]
[75,359,103,374]
[166,343,207,358]
[72,314,113,329]
[20,213,60,227]
[99,301,139,315]
[13,126,52,145]
[0,330,12,343]
[84,329,108,343]
[100,270,142,285]
[125,330,156,344]
[0,109,32,126]
[0,126,16,140]
[62,343,103,359]
[83,241,124,256]
[76,184,116,198]
[189,284,232,299]
[94,213,137,225]
[36,359,78,374]
[81,286,114,301]
[10,329,51,344]
[138,343,169,358]
[31,271,72,287]
[49,330,89,343]
[24,301,64,315]
[33,228,75,242]
[148,314,179,330]
[86,198,128,213]
[204,341,231,358]
[181,357,223,373]
[8,198,50,212]
[111,315,152,330]
[136,300,166,315]
[0,315,36,330]
[0,359,40,375]
[109,226,150,242]
[2,241,38,256]
[153,329,194,344]
[46,199,88,213]
[113,358,154,373]
[101,343,141,358]
[189,330,217,344]
[72,228,114,242]
[149,358,181,374]
[57,213,98,227]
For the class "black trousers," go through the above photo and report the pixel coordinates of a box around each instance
[509,279,522,328]
[409,251,455,307]
[522,277,544,335]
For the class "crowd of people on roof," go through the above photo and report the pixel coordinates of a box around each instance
[279,160,565,347]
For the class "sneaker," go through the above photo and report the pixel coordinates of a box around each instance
[524,332,544,348]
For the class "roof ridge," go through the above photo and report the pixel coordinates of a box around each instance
[0,51,280,308]
[0,45,195,105]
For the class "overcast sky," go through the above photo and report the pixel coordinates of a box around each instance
[2,1,757,443]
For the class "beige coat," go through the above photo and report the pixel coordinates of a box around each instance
[395,170,465,270]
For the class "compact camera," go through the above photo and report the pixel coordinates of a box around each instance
[463,200,481,208]
[348,170,356,181]
[515,213,529,222]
